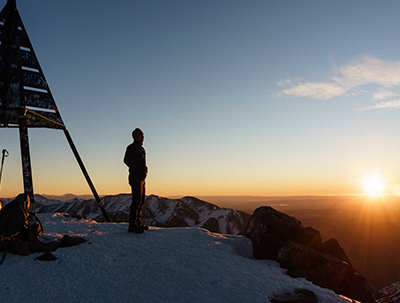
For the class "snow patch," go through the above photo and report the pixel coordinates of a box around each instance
[0,214,355,303]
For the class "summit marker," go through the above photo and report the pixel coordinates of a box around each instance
[0,0,111,247]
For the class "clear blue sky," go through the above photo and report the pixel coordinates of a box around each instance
[2,0,400,198]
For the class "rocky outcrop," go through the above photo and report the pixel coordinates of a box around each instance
[277,241,371,302]
[201,218,220,233]
[245,206,374,303]
[244,206,322,259]
[320,238,351,265]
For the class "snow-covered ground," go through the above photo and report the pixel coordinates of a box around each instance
[0,214,355,303]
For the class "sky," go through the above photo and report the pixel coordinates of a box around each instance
[2,0,400,198]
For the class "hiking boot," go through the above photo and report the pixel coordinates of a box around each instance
[137,220,149,231]
[139,225,149,231]
[128,225,145,234]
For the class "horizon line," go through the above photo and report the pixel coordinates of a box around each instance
[1,192,395,200]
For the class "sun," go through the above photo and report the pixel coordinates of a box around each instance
[361,172,386,196]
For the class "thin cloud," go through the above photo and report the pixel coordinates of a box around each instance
[279,82,345,99]
[339,57,400,88]
[347,89,368,97]
[278,56,400,101]
[373,90,398,100]
[277,79,292,86]
[358,99,400,110]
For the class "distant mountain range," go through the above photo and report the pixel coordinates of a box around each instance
[34,194,251,235]
[40,193,99,202]
[377,281,400,303]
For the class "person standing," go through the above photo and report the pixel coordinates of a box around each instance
[124,128,148,233]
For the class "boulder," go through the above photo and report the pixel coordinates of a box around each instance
[245,206,375,303]
[321,238,351,266]
[244,206,322,259]
[277,241,353,290]
[338,271,374,303]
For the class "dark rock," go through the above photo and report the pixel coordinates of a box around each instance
[253,233,282,260]
[278,241,352,290]
[165,215,190,227]
[244,206,322,259]
[225,212,249,234]
[321,238,351,265]
[278,241,320,271]
[338,271,375,303]
[35,252,57,261]
[59,235,88,248]
[278,241,374,302]
[201,218,220,233]
[300,227,322,249]
[245,206,375,303]
[270,288,318,303]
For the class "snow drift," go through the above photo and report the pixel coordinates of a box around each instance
[0,214,356,303]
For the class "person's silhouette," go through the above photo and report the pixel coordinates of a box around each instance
[124,128,148,233]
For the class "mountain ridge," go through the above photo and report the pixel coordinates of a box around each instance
[33,193,251,236]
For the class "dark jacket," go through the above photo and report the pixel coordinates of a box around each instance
[124,141,148,182]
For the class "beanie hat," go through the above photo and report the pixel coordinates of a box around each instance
[132,128,143,140]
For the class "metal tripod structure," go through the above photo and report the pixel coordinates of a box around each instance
[0,0,111,242]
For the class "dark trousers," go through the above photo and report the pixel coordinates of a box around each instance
[129,179,146,228]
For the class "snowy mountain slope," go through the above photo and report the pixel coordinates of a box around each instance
[0,214,356,303]
[378,281,400,302]
[34,194,251,235]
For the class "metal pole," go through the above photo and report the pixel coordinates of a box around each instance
[63,129,111,222]
[19,118,38,250]
[0,149,9,191]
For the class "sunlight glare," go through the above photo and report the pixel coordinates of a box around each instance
[361,172,386,196]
